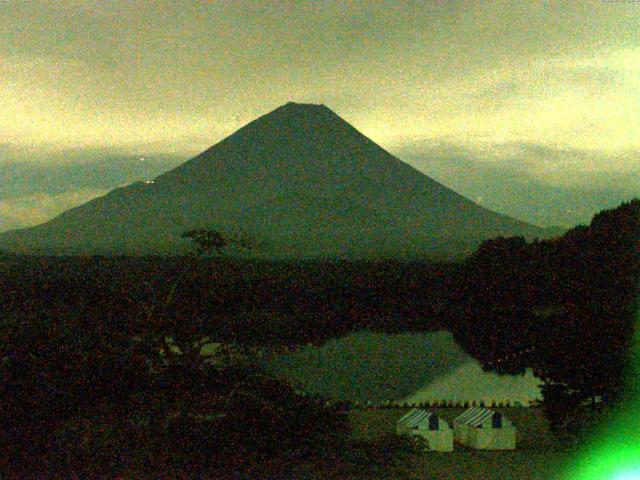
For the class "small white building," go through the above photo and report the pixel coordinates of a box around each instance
[396,409,453,452]
[453,407,516,450]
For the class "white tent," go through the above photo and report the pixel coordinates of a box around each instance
[401,362,543,407]
[453,407,516,450]
[396,409,453,452]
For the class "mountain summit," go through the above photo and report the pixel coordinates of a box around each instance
[0,103,556,258]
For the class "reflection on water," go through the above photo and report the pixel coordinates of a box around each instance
[264,329,542,404]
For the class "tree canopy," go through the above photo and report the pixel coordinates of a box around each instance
[446,199,640,436]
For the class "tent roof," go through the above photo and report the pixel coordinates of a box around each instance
[402,362,543,406]
[454,407,500,427]
[397,408,438,429]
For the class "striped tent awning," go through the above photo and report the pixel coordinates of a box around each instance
[398,409,439,430]
[454,407,496,428]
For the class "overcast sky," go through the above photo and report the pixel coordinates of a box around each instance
[1,1,639,229]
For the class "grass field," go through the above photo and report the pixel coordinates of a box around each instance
[344,407,578,480]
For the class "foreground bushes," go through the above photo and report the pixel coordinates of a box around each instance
[0,312,350,478]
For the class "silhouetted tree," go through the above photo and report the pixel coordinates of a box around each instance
[532,199,640,424]
[182,229,228,256]
[448,199,639,437]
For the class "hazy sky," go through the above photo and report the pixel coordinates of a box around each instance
[1,1,639,229]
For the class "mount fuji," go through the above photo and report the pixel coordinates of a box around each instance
[0,102,557,259]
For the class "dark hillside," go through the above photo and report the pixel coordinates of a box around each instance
[0,256,456,345]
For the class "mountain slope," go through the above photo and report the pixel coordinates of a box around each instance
[0,102,556,258]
